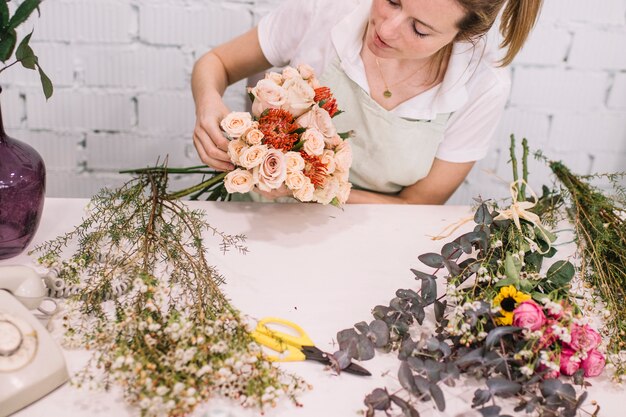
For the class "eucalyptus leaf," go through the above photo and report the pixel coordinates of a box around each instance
[442,242,463,260]
[443,259,462,277]
[397,288,419,300]
[332,350,352,370]
[418,253,445,268]
[472,389,492,407]
[456,233,473,254]
[337,328,359,352]
[368,319,390,348]
[434,300,446,323]
[487,377,522,397]
[372,305,392,320]
[354,321,369,335]
[410,303,425,325]
[364,388,391,411]
[411,269,437,281]
[478,405,502,417]
[420,277,437,305]
[399,361,419,395]
[474,203,493,225]
[539,378,562,398]
[546,260,575,287]
[485,326,521,350]
[390,395,421,417]
[356,334,375,360]
[7,0,42,31]
[414,374,430,395]
[428,383,445,411]
[406,356,424,371]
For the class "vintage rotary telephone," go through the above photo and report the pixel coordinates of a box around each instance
[0,265,69,417]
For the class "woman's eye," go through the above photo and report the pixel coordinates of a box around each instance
[386,0,400,6]
[413,26,428,38]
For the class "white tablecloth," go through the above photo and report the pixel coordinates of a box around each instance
[4,199,624,417]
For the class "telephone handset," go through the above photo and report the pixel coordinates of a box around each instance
[0,265,69,417]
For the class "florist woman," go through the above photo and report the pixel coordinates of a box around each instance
[191,0,543,204]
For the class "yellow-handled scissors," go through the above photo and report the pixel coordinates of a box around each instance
[251,317,371,376]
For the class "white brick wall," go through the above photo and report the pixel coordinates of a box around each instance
[1,0,624,203]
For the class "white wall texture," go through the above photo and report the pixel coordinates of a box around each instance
[1,0,625,204]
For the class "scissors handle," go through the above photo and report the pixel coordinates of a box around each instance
[250,331,306,362]
[256,317,315,348]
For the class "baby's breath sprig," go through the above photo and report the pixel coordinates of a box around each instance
[29,169,308,416]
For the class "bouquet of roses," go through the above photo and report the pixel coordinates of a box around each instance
[220,64,352,205]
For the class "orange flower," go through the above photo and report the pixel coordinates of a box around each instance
[258,109,299,152]
[301,152,327,188]
[314,87,339,117]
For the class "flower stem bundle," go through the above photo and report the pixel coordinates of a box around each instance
[30,169,306,416]
[550,161,626,376]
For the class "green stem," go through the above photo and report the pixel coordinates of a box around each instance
[509,135,520,200]
[120,165,216,175]
[521,138,529,201]
[167,172,227,200]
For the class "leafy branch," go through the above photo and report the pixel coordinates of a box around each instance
[0,0,53,98]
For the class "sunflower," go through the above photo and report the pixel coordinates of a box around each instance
[492,285,531,325]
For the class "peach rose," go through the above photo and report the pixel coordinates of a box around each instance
[239,144,269,169]
[334,140,352,172]
[293,179,315,202]
[302,128,325,157]
[255,149,287,191]
[227,139,247,165]
[285,171,307,191]
[264,71,284,86]
[297,64,315,80]
[313,180,338,205]
[285,151,305,173]
[243,128,264,146]
[281,66,300,80]
[220,112,253,139]
[336,179,352,204]
[325,134,343,149]
[282,77,315,117]
[224,169,254,194]
[296,105,336,138]
[251,79,288,118]
[321,149,336,174]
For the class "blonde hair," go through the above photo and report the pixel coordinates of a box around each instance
[428,0,543,84]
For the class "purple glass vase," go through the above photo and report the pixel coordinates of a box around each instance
[0,87,46,259]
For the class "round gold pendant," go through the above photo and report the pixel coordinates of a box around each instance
[383,90,392,98]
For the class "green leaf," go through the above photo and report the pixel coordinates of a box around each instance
[16,31,37,69]
[418,253,445,269]
[428,382,445,411]
[474,203,493,225]
[504,252,522,281]
[37,64,53,99]
[0,28,16,62]
[7,0,42,31]
[487,377,522,397]
[546,260,575,287]
[1,2,9,30]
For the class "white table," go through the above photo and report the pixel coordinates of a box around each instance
[4,199,624,417]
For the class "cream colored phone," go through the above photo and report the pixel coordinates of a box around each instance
[0,265,69,417]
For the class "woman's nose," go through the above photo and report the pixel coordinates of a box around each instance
[378,14,403,40]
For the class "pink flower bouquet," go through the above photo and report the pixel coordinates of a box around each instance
[220,65,352,205]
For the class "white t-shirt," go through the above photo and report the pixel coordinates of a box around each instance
[258,0,511,162]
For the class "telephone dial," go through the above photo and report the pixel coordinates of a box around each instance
[0,265,69,417]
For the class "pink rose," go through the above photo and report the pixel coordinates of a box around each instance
[513,300,546,331]
[255,149,287,192]
[296,105,336,138]
[569,325,602,353]
[559,347,580,376]
[538,319,558,349]
[301,128,325,157]
[282,77,315,117]
[224,169,254,194]
[297,64,316,80]
[220,112,253,138]
[581,349,605,377]
[250,79,288,118]
[334,140,352,173]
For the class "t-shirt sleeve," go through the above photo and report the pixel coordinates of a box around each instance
[257,0,316,68]
[435,68,511,163]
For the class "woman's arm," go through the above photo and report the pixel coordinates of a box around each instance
[192,28,272,170]
[347,158,474,204]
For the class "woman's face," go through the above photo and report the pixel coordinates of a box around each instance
[365,0,466,61]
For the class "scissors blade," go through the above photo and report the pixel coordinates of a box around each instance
[343,362,372,376]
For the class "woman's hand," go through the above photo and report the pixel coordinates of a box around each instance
[193,97,235,171]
